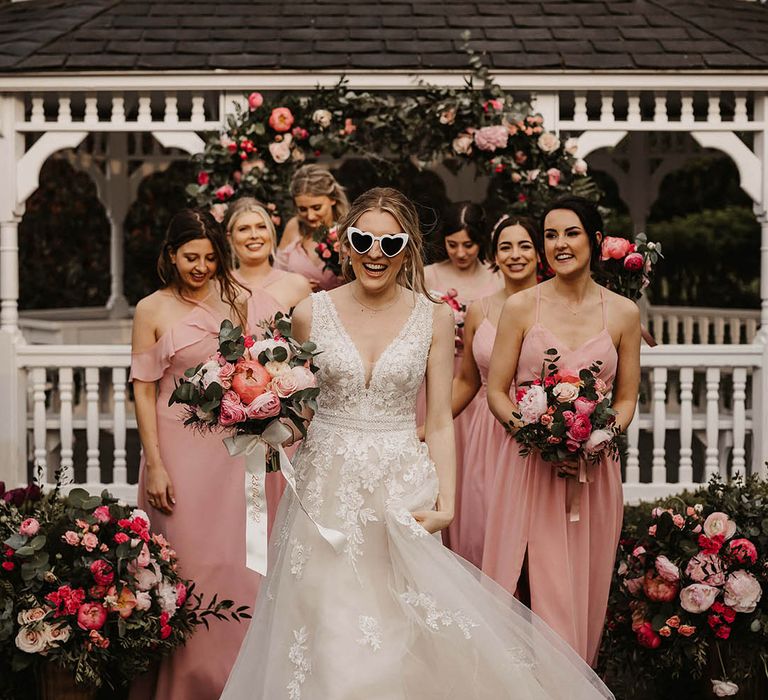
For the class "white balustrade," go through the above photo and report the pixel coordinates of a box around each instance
[647,305,760,344]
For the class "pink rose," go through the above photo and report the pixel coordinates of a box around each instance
[269,137,293,164]
[62,531,80,546]
[584,428,613,455]
[215,184,234,202]
[474,125,509,152]
[176,582,188,607]
[93,505,111,523]
[679,583,719,613]
[245,391,282,420]
[81,533,99,552]
[90,560,114,587]
[729,538,758,565]
[623,252,644,271]
[552,382,580,403]
[77,602,107,631]
[704,512,737,541]
[723,570,762,613]
[546,167,561,187]
[219,392,248,427]
[573,397,596,416]
[247,92,263,110]
[537,131,561,153]
[19,518,40,536]
[685,552,725,586]
[601,236,632,261]
[270,371,299,398]
[678,624,696,637]
[218,362,236,389]
[291,366,316,391]
[210,203,228,223]
[567,414,593,443]
[268,107,294,133]
[232,360,272,404]
[643,570,679,602]
[654,555,680,583]
[636,621,661,649]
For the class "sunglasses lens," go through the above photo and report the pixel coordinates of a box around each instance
[380,235,406,257]
[349,229,373,254]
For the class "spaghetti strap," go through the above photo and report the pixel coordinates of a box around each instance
[535,285,542,323]
[599,287,607,330]
[479,295,491,319]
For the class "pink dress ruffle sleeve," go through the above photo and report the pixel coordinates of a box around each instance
[482,286,623,666]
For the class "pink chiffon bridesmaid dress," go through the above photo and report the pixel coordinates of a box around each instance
[274,239,341,291]
[129,285,287,699]
[482,285,623,666]
[456,300,507,568]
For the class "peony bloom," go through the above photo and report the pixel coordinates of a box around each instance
[623,252,644,271]
[584,429,613,456]
[537,131,561,153]
[546,167,562,187]
[573,397,596,416]
[15,625,50,654]
[704,512,737,541]
[518,384,548,424]
[264,360,291,378]
[90,560,115,587]
[232,361,272,404]
[679,583,719,613]
[250,338,291,359]
[452,131,474,156]
[245,391,282,420]
[247,92,263,110]
[134,590,152,611]
[474,125,509,152]
[218,391,248,427]
[711,680,739,697]
[269,107,294,133]
[723,570,762,612]
[77,602,107,631]
[215,184,234,202]
[643,570,679,602]
[635,621,661,649]
[19,518,40,537]
[685,552,725,586]
[654,555,680,583]
[572,159,588,175]
[729,538,758,565]
[601,236,632,261]
[567,414,593,443]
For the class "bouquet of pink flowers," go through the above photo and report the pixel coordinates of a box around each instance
[0,484,245,693]
[433,288,467,351]
[312,224,342,277]
[169,314,320,472]
[596,232,662,301]
[511,348,619,468]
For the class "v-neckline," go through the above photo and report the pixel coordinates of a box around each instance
[323,291,420,391]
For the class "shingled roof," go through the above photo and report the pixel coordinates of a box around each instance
[0,0,767,73]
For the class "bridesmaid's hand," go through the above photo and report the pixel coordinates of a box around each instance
[416,424,426,442]
[553,458,579,479]
[411,509,453,535]
[145,465,176,514]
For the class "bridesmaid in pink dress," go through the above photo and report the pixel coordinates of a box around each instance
[275,164,349,291]
[422,202,502,551]
[451,216,539,568]
[484,196,641,666]
[131,210,259,699]
[225,198,311,537]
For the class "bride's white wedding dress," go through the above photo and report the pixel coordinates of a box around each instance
[222,291,613,699]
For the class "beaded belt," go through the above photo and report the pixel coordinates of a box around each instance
[312,410,416,433]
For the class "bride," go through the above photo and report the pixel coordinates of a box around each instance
[221,188,613,699]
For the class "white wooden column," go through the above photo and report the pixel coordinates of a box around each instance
[105,132,130,317]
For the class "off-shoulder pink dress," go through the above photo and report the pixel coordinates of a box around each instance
[129,287,287,700]
[482,286,623,666]
[456,302,507,568]
[421,263,501,555]
[275,239,341,291]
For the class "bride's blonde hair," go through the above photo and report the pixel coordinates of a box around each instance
[338,187,436,301]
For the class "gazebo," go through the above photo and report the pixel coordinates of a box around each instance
[0,0,767,502]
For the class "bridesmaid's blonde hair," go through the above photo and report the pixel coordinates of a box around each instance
[337,187,436,301]
[290,164,349,234]
[224,197,278,264]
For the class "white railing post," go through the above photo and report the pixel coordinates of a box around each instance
[31,367,47,476]
[58,367,74,483]
[85,367,100,485]
[652,367,667,485]
[732,367,747,475]
[625,399,640,486]
[112,367,128,488]
[705,368,721,481]
[679,367,694,484]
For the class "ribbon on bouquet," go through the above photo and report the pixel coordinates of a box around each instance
[224,421,346,575]
[565,456,594,523]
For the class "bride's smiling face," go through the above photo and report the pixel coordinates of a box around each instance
[347,209,407,294]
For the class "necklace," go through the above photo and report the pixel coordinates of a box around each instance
[350,286,401,314]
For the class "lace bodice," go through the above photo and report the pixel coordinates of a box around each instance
[309,291,434,425]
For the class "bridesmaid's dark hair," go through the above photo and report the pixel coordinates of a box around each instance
[436,201,489,263]
[539,196,603,269]
[157,208,248,327]
[488,214,541,271]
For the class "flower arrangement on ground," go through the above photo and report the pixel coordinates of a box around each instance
[169,313,320,472]
[601,475,768,699]
[595,232,663,301]
[0,482,247,694]
[510,348,618,473]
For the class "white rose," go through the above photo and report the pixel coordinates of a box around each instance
[452,132,473,156]
[518,385,548,424]
[156,580,178,617]
[46,623,71,647]
[312,109,332,128]
[250,339,291,359]
[271,371,299,398]
[537,131,561,153]
[712,680,739,697]
[264,360,291,378]
[190,360,220,389]
[17,607,47,625]
[572,159,588,176]
[564,137,579,156]
[15,625,50,654]
[269,137,292,164]
[584,428,613,455]
[552,382,580,403]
